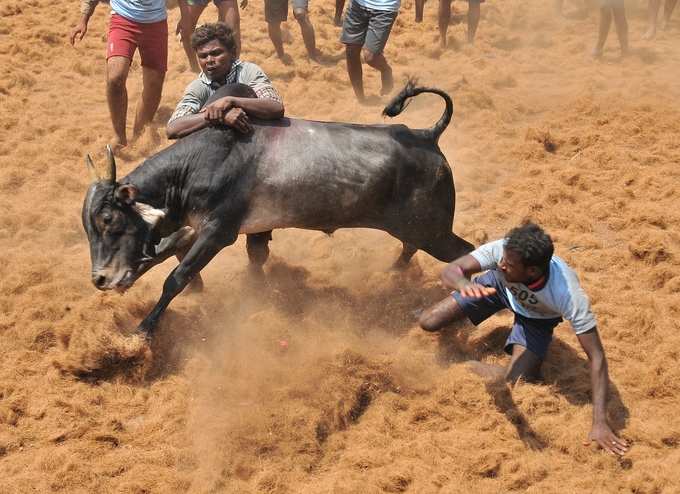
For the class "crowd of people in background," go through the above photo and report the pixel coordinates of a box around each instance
[70,0,676,148]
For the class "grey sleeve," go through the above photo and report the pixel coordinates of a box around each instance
[238,63,283,104]
[168,80,211,124]
[470,239,505,271]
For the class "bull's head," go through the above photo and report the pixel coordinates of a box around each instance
[81,146,165,292]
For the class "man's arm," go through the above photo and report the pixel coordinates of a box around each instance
[441,255,496,298]
[70,0,99,45]
[202,96,284,121]
[576,327,629,456]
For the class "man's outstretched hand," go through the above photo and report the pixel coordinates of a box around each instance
[586,422,629,456]
[458,282,496,299]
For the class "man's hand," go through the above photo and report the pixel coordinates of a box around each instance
[222,107,252,134]
[586,421,629,456]
[457,281,496,299]
[202,97,235,124]
[70,20,88,45]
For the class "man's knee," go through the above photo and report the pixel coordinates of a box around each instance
[361,48,377,64]
[107,72,127,91]
[505,346,542,383]
[293,7,309,22]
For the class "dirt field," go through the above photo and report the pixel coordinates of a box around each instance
[1,0,680,492]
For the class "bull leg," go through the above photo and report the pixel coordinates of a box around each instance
[392,242,418,270]
[421,232,475,263]
[137,228,236,337]
[176,237,204,294]
[246,231,272,277]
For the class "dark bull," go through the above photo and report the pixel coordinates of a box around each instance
[82,81,474,336]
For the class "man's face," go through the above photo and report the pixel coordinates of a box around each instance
[499,248,541,284]
[196,39,234,81]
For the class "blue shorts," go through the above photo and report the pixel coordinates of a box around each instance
[452,271,562,359]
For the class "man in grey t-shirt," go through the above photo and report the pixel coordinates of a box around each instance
[419,222,628,456]
[167,23,284,139]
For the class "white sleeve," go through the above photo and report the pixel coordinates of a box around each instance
[558,270,597,334]
[470,239,505,271]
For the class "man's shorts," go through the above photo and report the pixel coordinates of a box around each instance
[265,0,310,23]
[452,271,562,359]
[107,14,168,73]
[340,1,398,55]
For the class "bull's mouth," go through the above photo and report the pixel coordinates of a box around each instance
[112,270,137,293]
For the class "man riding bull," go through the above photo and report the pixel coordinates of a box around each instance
[166,22,285,139]
[419,222,629,456]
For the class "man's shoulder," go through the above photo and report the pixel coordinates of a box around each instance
[237,61,271,80]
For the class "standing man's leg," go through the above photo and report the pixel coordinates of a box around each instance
[612,4,628,55]
[340,1,369,101]
[106,56,131,149]
[292,0,319,60]
[178,0,207,72]
[362,8,397,95]
[593,7,612,58]
[133,67,165,138]
[217,0,242,57]
[133,18,168,139]
[265,0,288,59]
[438,0,452,48]
[467,0,482,44]
[662,0,678,28]
[415,0,426,22]
[644,0,661,39]
[345,44,365,100]
[334,0,346,26]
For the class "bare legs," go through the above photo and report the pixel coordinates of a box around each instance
[107,56,130,149]
[345,44,393,101]
[438,0,481,48]
[106,57,165,148]
[268,7,319,61]
[178,0,241,72]
[419,296,543,382]
[644,0,678,39]
[334,0,346,26]
[593,6,628,58]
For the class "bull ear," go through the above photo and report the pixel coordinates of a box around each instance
[85,154,99,182]
[132,202,166,228]
[102,145,117,184]
[115,184,138,205]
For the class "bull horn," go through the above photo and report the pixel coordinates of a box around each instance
[103,145,117,184]
[85,154,99,182]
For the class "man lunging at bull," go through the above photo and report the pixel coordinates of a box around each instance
[419,223,629,456]
[167,22,285,139]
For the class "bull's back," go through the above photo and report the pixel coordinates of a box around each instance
[238,118,447,234]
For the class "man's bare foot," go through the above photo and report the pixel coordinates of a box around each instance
[591,46,604,59]
[380,67,394,96]
[642,27,656,40]
[109,136,127,153]
[277,52,294,65]
[440,36,447,49]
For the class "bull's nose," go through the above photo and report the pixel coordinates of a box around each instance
[93,275,107,289]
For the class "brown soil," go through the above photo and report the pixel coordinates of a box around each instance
[1,0,680,492]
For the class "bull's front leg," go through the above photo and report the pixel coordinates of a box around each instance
[137,225,237,337]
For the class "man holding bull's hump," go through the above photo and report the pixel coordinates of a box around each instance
[419,222,629,456]
[167,23,285,139]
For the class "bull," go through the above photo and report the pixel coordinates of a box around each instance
[82,82,474,337]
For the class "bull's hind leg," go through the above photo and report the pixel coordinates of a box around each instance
[246,231,272,276]
[392,242,418,270]
[421,232,475,263]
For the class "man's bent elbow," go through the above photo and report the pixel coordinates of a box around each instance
[166,125,179,140]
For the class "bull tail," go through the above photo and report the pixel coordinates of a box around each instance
[382,79,453,143]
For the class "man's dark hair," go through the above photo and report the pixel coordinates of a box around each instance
[191,22,236,53]
[505,222,554,271]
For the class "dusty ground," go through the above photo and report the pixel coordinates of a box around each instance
[1,0,680,492]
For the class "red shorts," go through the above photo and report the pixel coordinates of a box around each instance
[107,14,168,73]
